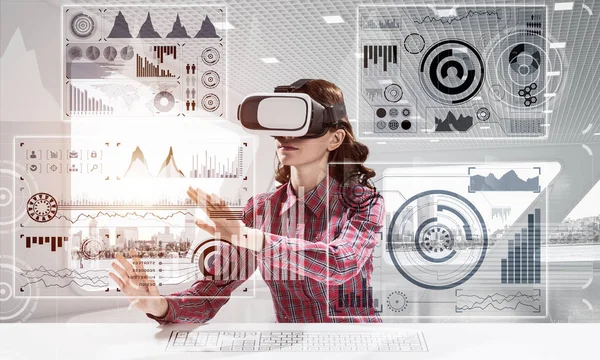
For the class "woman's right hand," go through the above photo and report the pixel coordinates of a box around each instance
[109,250,168,318]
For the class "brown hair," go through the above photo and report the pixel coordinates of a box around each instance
[274,79,376,187]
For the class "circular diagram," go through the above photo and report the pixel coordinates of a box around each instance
[387,291,408,312]
[154,91,175,112]
[81,238,103,260]
[120,45,134,60]
[191,238,239,281]
[26,193,57,223]
[339,172,379,211]
[85,46,100,60]
[103,46,117,61]
[404,33,425,54]
[201,94,220,112]
[387,190,488,290]
[201,70,220,88]
[384,84,403,102]
[476,107,491,121]
[201,47,220,65]
[0,255,39,322]
[67,46,83,61]
[486,31,563,109]
[70,12,96,39]
[419,39,485,105]
[0,161,39,234]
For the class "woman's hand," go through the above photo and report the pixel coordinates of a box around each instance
[109,250,168,318]
[187,186,264,252]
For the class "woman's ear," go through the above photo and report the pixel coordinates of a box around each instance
[327,129,346,151]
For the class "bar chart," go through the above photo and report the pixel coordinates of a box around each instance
[24,236,69,252]
[363,45,398,72]
[501,208,541,284]
[336,277,377,310]
[189,146,244,178]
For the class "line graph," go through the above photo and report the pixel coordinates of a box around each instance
[414,10,502,25]
[455,289,541,313]
[19,266,109,289]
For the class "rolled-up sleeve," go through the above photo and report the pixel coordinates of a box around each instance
[259,195,384,285]
[146,195,262,324]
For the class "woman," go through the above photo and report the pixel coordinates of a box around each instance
[109,79,384,323]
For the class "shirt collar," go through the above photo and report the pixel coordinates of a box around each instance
[279,175,337,216]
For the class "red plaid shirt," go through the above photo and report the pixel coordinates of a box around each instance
[147,175,384,323]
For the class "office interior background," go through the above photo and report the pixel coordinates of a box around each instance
[0,0,599,327]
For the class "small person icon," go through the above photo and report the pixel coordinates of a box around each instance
[186,63,190,74]
[30,151,37,159]
[186,100,191,111]
[191,100,196,111]
[191,64,196,74]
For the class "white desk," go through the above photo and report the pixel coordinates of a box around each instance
[0,322,597,359]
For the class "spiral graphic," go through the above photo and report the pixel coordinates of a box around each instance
[419,39,484,105]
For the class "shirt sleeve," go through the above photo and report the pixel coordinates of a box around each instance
[258,194,384,286]
[146,195,262,324]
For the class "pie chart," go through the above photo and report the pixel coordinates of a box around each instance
[120,45,134,60]
[103,46,117,61]
[85,46,100,60]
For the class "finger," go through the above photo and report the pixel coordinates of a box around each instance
[109,272,125,289]
[111,262,129,282]
[187,186,199,205]
[115,253,135,277]
[195,219,216,235]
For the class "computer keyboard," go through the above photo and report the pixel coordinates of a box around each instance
[166,330,428,352]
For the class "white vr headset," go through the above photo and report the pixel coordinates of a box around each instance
[237,79,348,138]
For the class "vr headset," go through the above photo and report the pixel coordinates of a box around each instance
[237,79,347,138]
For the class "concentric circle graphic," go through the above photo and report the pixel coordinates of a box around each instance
[201,47,220,65]
[384,84,403,102]
[70,12,96,39]
[0,161,39,233]
[387,190,488,290]
[201,94,220,112]
[81,238,103,260]
[387,291,408,312]
[201,70,220,88]
[339,173,379,211]
[191,238,239,281]
[476,107,490,121]
[27,193,57,223]
[486,31,564,109]
[404,33,425,54]
[419,39,485,105]
[0,255,39,322]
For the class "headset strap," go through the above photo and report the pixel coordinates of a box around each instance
[273,79,312,93]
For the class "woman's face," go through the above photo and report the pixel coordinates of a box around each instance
[275,129,345,167]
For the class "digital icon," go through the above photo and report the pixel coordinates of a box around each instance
[27,164,41,173]
[47,164,62,173]
[87,164,101,173]
[26,150,40,160]
[68,163,81,173]
[47,150,62,160]
[87,150,101,159]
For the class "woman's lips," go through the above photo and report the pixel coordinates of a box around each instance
[278,145,298,151]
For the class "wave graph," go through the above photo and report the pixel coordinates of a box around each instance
[455,289,541,313]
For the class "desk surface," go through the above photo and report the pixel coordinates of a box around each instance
[0,322,597,360]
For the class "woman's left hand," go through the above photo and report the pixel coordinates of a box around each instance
[187,186,264,252]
